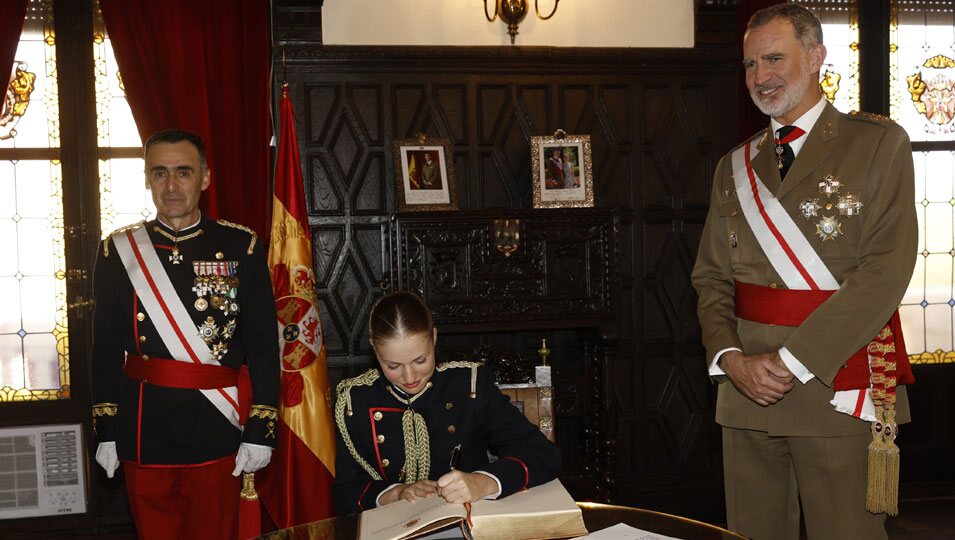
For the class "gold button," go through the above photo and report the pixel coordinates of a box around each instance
[426,382,433,389]
[445,402,453,410]
[731,210,738,217]
[381,458,390,467]
[141,354,149,361]
[137,312,146,321]
[215,251,224,260]
[346,410,353,417]
[377,434,385,444]
[447,425,456,434]
[373,411,383,421]
[825,203,833,210]
[139,335,147,343]
[769,283,778,289]
[469,392,476,399]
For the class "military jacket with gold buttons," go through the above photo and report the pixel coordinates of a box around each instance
[692,102,917,437]
[90,218,279,465]
[332,363,561,516]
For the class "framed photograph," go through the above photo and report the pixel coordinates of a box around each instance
[392,134,458,212]
[530,132,594,208]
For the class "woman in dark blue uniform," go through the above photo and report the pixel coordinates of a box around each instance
[332,291,561,515]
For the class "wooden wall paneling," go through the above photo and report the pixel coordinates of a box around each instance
[280,45,739,519]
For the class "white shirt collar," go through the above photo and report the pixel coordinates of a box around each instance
[770,96,828,159]
[157,213,202,233]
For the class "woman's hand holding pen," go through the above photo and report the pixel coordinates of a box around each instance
[380,480,439,505]
[436,471,497,504]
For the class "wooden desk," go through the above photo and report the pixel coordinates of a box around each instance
[257,502,746,540]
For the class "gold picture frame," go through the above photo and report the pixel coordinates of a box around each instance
[530,130,594,209]
[392,133,458,212]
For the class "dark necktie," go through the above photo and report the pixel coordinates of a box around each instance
[774,125,805,180]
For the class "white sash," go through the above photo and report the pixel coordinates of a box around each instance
[731,140,873,421]
[113,226,242,430]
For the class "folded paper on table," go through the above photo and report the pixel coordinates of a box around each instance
[358,479,587,540]
[571,523,685,540]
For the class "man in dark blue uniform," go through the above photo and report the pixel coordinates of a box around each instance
[90,129,279,540]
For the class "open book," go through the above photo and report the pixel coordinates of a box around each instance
[358,479,588,540]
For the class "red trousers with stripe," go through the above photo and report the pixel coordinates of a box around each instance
[123,455,239,540]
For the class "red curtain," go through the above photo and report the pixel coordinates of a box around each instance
[99,0,272,238]
[2,0,29,88]
[737,0,787,141]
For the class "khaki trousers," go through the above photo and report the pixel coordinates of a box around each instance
[722,428,887,540]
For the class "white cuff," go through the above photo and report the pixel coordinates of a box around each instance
[709,347,742,376]
[778,347,815,383]
[473,471,502,500]
[376,483,402,507]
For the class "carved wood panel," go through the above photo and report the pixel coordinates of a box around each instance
[281,45,738,519]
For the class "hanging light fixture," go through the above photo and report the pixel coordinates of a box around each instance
[484,0,561,45]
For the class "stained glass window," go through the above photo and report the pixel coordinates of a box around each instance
[0,0,69,401]
[892,0,955,365]
[0,0,151,402]
[801,1,861,113]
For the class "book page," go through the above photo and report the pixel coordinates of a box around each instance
[571,523,685,540]
[359,496,467,540]
[470,479,579,518]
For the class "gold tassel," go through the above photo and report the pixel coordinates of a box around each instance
[240,473,258,501]
[883,410,900,516]
[865,410,886,514]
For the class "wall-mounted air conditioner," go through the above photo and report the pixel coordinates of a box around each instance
[0,423,87,519]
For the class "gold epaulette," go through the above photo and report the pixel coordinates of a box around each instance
[334,369,382,481]
[217,219,257,254]
[436,361,484,399]
[848,110,896,127]
[102,221,145,257]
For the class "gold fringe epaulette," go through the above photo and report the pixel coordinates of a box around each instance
[217,219,257,254]
[103,221,145,257]
[335,369,383,481]
[849,110,896,127]
[436,361,483,398]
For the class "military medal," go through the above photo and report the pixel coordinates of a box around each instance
[198,316,219,342]
[194,297,208,311]
[837,192,863,217]
[153,226,202,265]
[816,216,843,241]
[800,198,821,219]
[818,174,841,197]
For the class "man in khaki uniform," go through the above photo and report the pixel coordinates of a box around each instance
[691,5,917,540]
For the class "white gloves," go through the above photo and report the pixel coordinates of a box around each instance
[232,443,274,476]
[96,441,271,478]
[96,442,120,478]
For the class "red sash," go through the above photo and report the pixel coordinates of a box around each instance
[124,355,253,426]
[734,281,915,390]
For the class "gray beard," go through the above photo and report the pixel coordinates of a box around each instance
[750,69,814,119]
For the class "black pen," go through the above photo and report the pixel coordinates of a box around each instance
[449,443,462,470]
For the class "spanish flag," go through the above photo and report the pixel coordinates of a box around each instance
[258,85,336,528]
[408,153,419,189]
